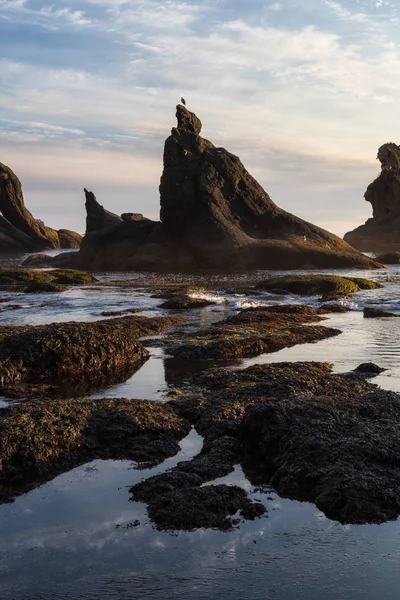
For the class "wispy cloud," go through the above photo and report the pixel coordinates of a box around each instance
[0,0,399,234]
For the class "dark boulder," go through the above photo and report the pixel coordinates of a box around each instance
[363,307,398,318]
[61,106,381,272]
[353,363,386,375]
[376,252,400,264]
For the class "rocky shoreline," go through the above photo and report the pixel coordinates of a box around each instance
[1,270,400,532]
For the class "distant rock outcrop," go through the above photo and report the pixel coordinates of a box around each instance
[62,106,381,272]
[344,143,400,252]
[0,162,81,253]
[84,188,122,234]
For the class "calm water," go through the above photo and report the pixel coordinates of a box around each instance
[2,264,400,599]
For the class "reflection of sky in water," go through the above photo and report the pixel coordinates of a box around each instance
[241,310,400,392]
[2,443,400,600]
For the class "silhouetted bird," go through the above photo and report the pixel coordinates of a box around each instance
[181,97,186,106]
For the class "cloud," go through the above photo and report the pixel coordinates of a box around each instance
[0,0,399,234]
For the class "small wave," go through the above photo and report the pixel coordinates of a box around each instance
[188,291,227,304]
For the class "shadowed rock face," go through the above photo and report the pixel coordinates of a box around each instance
[84,188,122,234]
[65,106,381,272]
[0,162,81,253]
[344,143,400,252]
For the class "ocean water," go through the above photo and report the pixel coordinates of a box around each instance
[2,264,400,598]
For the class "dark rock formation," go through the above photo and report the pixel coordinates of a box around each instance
[239,361,400,525]
[376,252,400,264]
[62,106,381,272]
[159,294,214,309]
[0,314,183,387]
[0,162,81,252]
[58,229,82,249]
[0,398,190,503]
[84,188,122,233]
[256,275,381,295]
[166,305,340,360]
[353,362,386,375]
[0,268,97,287]
[344,143,400,252]
[363,307,398,318]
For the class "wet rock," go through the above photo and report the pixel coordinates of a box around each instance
[318,303,352,313]
[101,308,141,317]
[0,314,183,386]
[354,363,386,375]
[376,252,400,264]
[240,363,400,524]
[0,268,97,287]
[363,307,398,318]
[24,281,68,293]
[319,292,350,303]
[133,484,265,531]
[22,254,54,267]
[0,398,190,503]
[49,269,97,285]
[267,288,292,295]
[257,275,381,296]
[130,433,265,531]
[167,306,340,360]
[159,295,214,309]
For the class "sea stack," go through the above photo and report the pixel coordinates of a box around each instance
[67,105,381,272]
[344,143,400,252]
[0,162,82,252]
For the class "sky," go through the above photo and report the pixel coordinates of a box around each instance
[1,0,399,236]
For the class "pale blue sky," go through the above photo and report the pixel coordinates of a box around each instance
[1,0,399,234]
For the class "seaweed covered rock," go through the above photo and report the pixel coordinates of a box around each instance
[132,483,265,531]
[0,398,190,502]
[0,314,183,386]
[256,275,381,296]
[0,162,81,252]
[0,268,97,288]
[240,362,400,524]
[24,281,68,293]
[61,106,381,272]
[159,295,214,309]
[167,305,340,360]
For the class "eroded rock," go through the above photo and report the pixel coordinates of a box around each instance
[0,162,81,252]
[60,106,381,272]
[345,144,400,252]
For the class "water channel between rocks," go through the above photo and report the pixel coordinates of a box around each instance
[2,265,400,599]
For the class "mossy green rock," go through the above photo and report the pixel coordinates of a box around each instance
[256,275,382,296]
[0,268,97,287]
[24,282,68,293]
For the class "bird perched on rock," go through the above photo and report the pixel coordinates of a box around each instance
[181,97,186,106]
